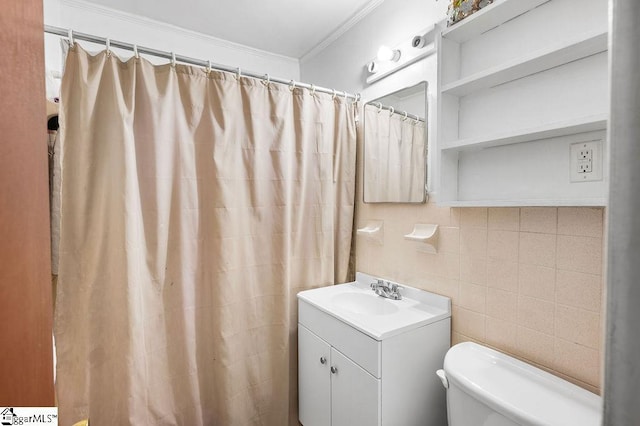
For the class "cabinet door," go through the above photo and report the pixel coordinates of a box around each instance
[331,347,380,426]
[299,325,331,426]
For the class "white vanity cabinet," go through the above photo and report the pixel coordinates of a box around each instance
[298,273,451,426]
[299,325,380,426]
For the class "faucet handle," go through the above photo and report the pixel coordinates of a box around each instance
[370,279,383,289]
[390,283,404,299]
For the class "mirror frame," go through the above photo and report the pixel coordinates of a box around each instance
[363,81,429,204]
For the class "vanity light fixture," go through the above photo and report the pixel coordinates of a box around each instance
[367,45,400,74]
[376,45,401,62]
[411,34,429,49]
[365,25,437,84]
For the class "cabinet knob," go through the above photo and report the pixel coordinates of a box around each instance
[331,366,338,374]
[320,357,327,365]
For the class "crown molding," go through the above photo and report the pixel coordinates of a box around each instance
[57,0,299,65]
[300,0,385,64]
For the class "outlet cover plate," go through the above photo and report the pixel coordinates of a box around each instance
[570,140,603,182]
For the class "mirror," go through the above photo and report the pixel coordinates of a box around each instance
[363,82,428,203]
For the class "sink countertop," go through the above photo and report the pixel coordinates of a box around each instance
[297,272,451,341]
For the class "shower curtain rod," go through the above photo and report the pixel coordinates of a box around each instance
[367,101,425,123]
[44,25,361,101]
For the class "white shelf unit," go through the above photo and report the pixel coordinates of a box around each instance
[436,0,610,206]
[441,114,608,152]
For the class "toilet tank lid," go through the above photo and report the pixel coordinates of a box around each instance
[443,342,602,426]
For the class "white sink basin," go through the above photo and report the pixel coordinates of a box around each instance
[331,292,400,316]
[297,272,451,340]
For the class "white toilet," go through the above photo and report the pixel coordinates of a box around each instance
[437,342,602,426]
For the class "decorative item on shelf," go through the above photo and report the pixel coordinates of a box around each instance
[404,224,439,254]
[356,220,384,244]
[447,0,494,27]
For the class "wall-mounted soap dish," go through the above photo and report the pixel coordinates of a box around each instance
[404,224,439,253]
[356,220,384,244]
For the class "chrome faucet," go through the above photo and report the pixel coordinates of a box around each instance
[370,279,403,300]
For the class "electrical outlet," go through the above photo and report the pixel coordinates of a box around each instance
[570,140,603,182]
[579,149,592,161]
[577,148,592,174]
[579,161,592,173]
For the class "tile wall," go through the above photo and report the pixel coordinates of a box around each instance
[356,203,605,393]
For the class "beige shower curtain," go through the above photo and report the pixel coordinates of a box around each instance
[55,44,356,426]
[363,104,426,202]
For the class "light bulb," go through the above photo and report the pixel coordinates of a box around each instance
[377,45,401,62]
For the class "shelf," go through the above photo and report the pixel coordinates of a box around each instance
[441,30,608,96]
[440,198,607,207]
[441,114,608,152]
[356,220,384,244]
[441,0,550,43]
[404,224,439,254]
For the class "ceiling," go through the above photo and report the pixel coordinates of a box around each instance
[81,0,381,58]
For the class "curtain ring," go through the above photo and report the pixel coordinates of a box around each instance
[377,102,383,113]
[343,91,348,101]
[236,67,242,80]
[262,73,270,86]
[68,29,75,47]
[170,52,176,68]
[389,107,395,116]
[355,93,362,102]
[402,111,408,121]
[414,117,420,125]
[289,80,296,92]
[310,84,316,96]
[205,60,212,74]
[105,38,111,56]
[331,89,337,100]
[133,44,139,59]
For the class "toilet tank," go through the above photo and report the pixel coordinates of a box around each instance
[439,342,602,426]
